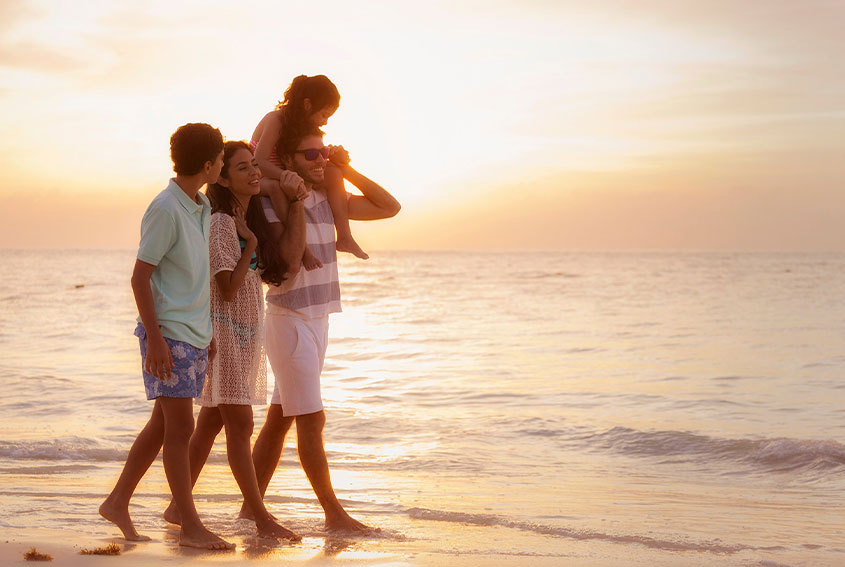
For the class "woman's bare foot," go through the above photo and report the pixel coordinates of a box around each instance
[302,247,323,271]
[99,498,152,542]
[178,525,235,550]
[163,500,181,525]
[326,513,379,535]
[336,234,369,260]
[256,517,301,541]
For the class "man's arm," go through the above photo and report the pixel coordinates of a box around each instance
[325,164,401,221]
[131,260,174,380]
[277,200,307,275]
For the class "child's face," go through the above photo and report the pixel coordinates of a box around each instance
[309,105,337,128]
[223,148,261,198]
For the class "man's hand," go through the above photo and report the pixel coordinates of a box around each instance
[279,171,308,202]
[328,145,350,169]
[145,334,174,381]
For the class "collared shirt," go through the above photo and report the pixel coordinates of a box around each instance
[136,179,212,348]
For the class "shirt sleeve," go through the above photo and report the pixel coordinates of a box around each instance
[137,204,176,266]
[261,196,280,224]
[209,213,241,276]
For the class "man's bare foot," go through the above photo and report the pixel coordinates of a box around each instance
[256,517,301,541]
[336,235,369,260]
[302,247,323,271]
[179,525,235,550]
[163,501,181,525]
[99,499,152,542]
[326,514,379,535]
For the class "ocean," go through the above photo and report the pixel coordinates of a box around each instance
[0,249,843,566]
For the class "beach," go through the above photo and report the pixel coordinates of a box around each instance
[1,249,844,566]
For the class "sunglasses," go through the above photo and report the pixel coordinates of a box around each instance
[294,147,331,161]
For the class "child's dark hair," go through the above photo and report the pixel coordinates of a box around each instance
[170,123,224,176]
[206,141,288,286]
[274,75,339,141]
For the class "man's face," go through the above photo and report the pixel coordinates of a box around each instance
[287,135,327,186]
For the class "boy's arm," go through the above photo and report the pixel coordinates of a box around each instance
[131,259,173,380]
[330,164,401,220]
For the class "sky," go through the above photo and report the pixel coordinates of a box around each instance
[0,0,843,250]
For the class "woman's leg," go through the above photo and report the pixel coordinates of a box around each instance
[219,404,299,540]
[239,403,295,519]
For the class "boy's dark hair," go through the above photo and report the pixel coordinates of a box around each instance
[276,124,324,164]
[170,123,224,176]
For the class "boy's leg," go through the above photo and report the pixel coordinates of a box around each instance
[238,403,294,519]
[99,399,165,541]
[159,396,234,550]
[219,404,299,540]
[325,165,368,259]
[296,410,375,533]
[163,406,223,525]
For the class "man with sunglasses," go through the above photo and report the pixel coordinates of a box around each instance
[245,126,400,533]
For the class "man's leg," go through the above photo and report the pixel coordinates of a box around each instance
[99,399,165,541]
[163,406,223,525]
[296,410,375,533]
[158,396,234,550]
[239,403,294,519]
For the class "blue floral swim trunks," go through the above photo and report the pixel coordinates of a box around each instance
[135,323,208,400]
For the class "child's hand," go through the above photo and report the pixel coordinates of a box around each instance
[279,170,308,201]
[328,145,350,168]
[232,205,257,244]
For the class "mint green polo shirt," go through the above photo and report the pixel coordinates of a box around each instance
[136,179,212,348]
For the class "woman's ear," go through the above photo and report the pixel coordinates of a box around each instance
[303,98,312,113]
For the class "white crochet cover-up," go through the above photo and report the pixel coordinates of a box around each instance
[199,212,267,407]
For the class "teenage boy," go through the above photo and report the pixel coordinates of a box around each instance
[100,123,234,550]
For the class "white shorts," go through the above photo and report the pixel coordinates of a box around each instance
[265,307,328,416]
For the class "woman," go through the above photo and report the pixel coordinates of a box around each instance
[162,141,305,539]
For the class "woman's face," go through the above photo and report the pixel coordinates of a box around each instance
[223,148,261,197]
[309,105,337,127]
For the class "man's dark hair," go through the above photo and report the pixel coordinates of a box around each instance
[170,123,224,176]
[275,125,324,164]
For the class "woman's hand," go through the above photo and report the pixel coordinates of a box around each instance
[232,205,257,245]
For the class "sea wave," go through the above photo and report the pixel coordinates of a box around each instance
[586,427,845,476]
[406,507,754,553]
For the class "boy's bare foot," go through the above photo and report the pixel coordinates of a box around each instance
[336,235,369,260]
[179,525,235,550]
[256,517,301,541]
[326,514,379,535]
[99,499,152,542]
[163,501,181,525]
[302,247,323,271]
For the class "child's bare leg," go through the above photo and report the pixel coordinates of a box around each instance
[262,177,320,268]
[159,397,234,550]
[100,399,165,541]
[325,166,368,259]
[163,406,223,525]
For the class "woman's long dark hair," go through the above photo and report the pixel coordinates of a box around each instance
[274,74,339,164]
[206,141,288,286]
